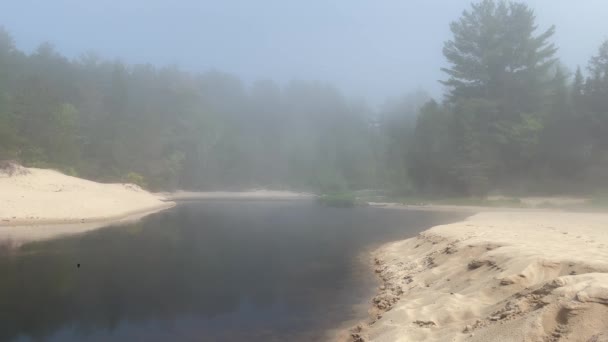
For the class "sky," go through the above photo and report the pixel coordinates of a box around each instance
[1,0,607,105]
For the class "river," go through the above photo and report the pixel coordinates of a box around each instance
[0,200,464,341]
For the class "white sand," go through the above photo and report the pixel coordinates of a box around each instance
[352,211,608,342]
[0,167,175,244]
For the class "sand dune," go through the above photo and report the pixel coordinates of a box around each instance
[0,167,175,244]
[352,212,608,342]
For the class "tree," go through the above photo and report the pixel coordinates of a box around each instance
[408,101,455,194]
[380,90,430,193]
[537,66,591,182]
[432,0,559,193]
[48,103,80,165]
[586,40,608,149]
[589,40,608,79]
[442,0,557,113]
[572,66,585,106]
[0,28,19,160]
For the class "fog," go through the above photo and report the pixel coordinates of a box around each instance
[1,0,608,198]
[2,0,607,104]
[2,3,608,340]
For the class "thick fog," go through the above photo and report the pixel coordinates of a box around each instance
[1,0,608,196]
[2,0,606,104]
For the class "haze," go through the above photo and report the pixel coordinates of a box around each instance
[2,0,606,104]
[2,1,608,341]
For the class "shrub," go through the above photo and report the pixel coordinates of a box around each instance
[125,172,148,189]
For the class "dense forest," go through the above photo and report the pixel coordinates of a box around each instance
[1,0,607,196]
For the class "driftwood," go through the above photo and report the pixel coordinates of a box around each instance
[0,160,30,176]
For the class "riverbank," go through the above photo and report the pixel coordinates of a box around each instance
[0,166,175,244]
[163,190,313,201]
[0,165,315,244]
[351,211,608,342]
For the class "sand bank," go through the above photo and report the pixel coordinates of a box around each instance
[352,211,608,342]
[0,167,175,244]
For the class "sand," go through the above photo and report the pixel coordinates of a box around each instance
[0,167,175,244]
[350,211,608,342]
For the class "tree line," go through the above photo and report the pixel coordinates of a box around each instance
[395,0,608,196]
[1,0,607,196]
[0,32,381,191]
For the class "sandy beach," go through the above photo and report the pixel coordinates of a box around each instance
[351,211,608,342]
[0,166,176,244]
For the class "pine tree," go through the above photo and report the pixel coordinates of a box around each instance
[441,0,557,114]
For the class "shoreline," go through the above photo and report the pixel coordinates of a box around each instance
[367,201,585,213]
[0,201,176,228]
[163,190,314,201]
[4,166,607,340]
[0,202,176,247]
[348,211,608,341]
[0,167,316,245]
[0,166,179,245]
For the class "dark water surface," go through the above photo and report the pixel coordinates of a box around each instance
[0,201,464,341]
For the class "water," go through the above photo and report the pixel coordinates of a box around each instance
[0,201,464,341]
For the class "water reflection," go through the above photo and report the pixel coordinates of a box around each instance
[0,201,464,341]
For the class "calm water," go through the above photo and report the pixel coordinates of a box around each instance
[0,201,463,341]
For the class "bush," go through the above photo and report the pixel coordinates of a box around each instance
[60,166,78,177]
[125,172,148,189]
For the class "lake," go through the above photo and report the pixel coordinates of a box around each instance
[0,200,464,341]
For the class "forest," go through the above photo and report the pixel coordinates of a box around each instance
[1,0,607,196]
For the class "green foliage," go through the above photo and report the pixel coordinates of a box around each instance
[124,172,148,189]
[400,0,605,197]
[0,9,607,199]
[48,103,80,165]
[61,166,78,177]
[0,111,19,160]
[442,0,557,105]
[0,28,382,191]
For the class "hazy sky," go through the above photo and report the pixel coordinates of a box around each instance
[1,0,607,105]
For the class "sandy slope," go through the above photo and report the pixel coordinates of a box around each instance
[351,212,608,342]
[0,167,175,243]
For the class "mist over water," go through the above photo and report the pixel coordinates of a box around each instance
[0,1,608,340]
